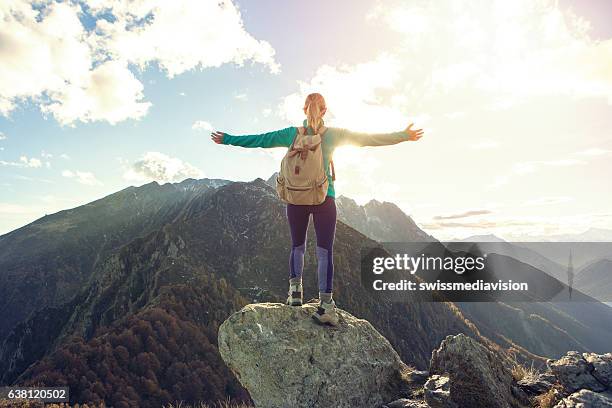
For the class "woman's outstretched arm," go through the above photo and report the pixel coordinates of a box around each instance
[211,127,296,148]
[337,123,424,147]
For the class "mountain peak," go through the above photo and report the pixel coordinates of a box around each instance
[454,233,506,242]
[266,172,278,187]
[337,196,433,242]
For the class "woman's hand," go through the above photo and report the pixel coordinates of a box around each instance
[405,123,424,141]
[211,131,225,144]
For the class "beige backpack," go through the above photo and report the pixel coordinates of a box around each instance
[276,126,332,205]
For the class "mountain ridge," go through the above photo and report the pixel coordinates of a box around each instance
[0,177,481,406]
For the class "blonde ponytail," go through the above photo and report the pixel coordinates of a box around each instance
[304,93,326,133]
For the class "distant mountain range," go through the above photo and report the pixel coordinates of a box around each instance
[452,233,612,302]
[0,177,477,407]
[575,258,612,300]
[1,175,611,406]
[458,228,612,243]
[524,228,612,242]
[335,196,434,243]
[325,196,612,358]
[452,234,507,242]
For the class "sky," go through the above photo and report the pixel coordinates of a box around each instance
[1,0,612,240]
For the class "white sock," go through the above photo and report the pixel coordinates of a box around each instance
[319,292,333,304]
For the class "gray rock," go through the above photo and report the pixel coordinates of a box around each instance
[383,398,429,408]
[554,389,612,408]
[406,370,430,386]
[424,375,456,408]
[584,353,612,387]
[517,372,556,395]
[550,351,606,393]
[218,303,412,408]
[429,334,517,408]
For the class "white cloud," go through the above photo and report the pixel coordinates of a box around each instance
[367,0,612,106]
[0,155,42,168]
[280,54,409,132]
[192,120,214,131]
[60,153,70,159]
[234,93,248,101]
[123,151,203,183]
[274,1,612,239]
[488,157,586,189]
[0,1,91,116]
[43,60,151,126]
[0,132,6,140]
[576,148,612,156]
[522,196,574,207]
[62,169,103,186]
[281,0,612,134]
[422,212,612,241]
[88,0,280,77]
[0,0,279,125]
[433,209,494,220]
[0,1,149,125]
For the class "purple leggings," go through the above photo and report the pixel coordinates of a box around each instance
[287,196,336,293]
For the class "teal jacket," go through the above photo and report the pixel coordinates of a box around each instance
[222,119,409,198]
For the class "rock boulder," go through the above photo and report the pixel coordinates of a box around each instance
[549,351,607,393]
[553,389,612,408]
[218,302,412,408]
[424,374,456,408]
[429,334,520,408]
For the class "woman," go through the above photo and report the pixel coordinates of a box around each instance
[211,93,423,326]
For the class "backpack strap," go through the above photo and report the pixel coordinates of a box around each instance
[316,126,334,180]
[290,127,306,150]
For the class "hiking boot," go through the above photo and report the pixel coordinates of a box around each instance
[286,281,303,306]
[312,299,339,326]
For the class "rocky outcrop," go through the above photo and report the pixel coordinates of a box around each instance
[424,375,455,408]
[218,302,413,408]
[425,336,612,407]
[516,372,557,396]
[511,351,612,407]
[542,352,612,407]
[217,302,612,408]
[383,398,430,408]
[554,389,612,407]
[335,196,433,243]
[429,334,522,408]
[584,354,612,388]
[549,352,611,393]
